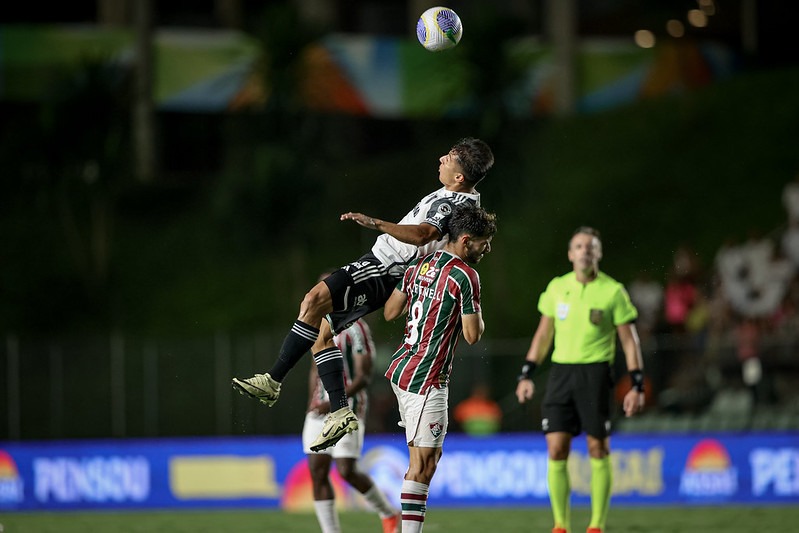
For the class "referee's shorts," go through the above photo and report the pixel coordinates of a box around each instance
[541,362,614,439]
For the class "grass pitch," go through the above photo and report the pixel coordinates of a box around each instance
[1,505,796,532]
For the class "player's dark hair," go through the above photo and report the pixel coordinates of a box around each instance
[449,203,498,240]
[451,137,494,185]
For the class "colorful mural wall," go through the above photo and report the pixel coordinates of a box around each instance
[0,26,736,116]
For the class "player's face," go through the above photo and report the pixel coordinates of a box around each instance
[567,233,602,272]
[438,150,464,186]
[464,235,492,264]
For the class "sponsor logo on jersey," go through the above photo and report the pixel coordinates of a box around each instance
[556,303,569,320]
[353,294,368,307]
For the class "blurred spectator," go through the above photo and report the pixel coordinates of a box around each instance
[735,317,765,407]
[782,173,799,225]
[663,244,702,334]
[716,231,792,319]
[780,220,799,269]
[628,271,663,339]
[453,383,502,436]
[663,275,697,333]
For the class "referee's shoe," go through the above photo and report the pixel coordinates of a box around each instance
[310,407,359,451]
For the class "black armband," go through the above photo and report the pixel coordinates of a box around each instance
[517,361,537,382]
[630,369,645,392]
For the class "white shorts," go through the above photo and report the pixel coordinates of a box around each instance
[391,383,448,448]
[302,411,365,458]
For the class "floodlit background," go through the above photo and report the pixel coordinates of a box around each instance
[1,0,798,444]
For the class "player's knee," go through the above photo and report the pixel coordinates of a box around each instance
[300,284,331,319]
[336,463,355,480]
[308,463,330,484]
[301,290,322,313]
[548,447,569,461]
[410,457,438,481]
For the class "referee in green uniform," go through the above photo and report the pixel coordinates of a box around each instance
[515,226,645,533]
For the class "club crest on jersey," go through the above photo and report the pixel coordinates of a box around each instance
[556,303,569,320]
[589,308,604,325]
[429,421,443,438]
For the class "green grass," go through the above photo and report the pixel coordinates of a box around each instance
[2,506,797,533]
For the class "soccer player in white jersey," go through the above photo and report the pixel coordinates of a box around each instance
[383,203,497,533]
[302,277,400,533]
[233,138,495,452]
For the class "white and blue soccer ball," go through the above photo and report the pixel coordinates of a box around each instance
[416,6,463,52]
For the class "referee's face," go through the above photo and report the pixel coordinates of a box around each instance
[568,233,602,272]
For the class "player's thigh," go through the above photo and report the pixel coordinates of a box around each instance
[392,383,448,447]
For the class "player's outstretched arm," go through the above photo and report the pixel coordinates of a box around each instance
[341,212,440,246]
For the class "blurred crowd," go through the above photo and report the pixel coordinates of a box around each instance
[627,174,799,415]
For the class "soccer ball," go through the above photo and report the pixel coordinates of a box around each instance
[416,7,463,52]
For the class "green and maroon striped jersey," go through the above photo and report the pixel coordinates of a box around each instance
[385,249,482,394]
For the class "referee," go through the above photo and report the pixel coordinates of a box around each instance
[515,226,645,533]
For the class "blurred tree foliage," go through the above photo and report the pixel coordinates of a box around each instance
[0,57,132,332]
[1,0,798,340]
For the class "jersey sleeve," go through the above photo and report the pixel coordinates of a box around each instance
[456,267,481,315]
[537,278,558,317]
[612,285,639,325]
[422,198,455,239]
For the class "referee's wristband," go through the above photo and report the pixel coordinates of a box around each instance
[630,369,645,392]
[517,362,536,382]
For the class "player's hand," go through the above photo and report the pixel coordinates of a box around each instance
[623,389,645,417]
[340,212,379,230]
[516,379,535,404]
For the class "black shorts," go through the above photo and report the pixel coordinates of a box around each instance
[322,252,401,334]
[541,362,614,439]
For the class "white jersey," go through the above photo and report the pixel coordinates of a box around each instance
[371,187,480,277]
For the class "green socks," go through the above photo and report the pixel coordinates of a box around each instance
[548,459,570,531]
[589,456,612,530]
[548,455,612,532]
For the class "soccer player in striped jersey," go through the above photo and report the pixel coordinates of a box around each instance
[383,203,497,533]
[515,227,645,533]
[302,278,400,533]
[233,138,494,452]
